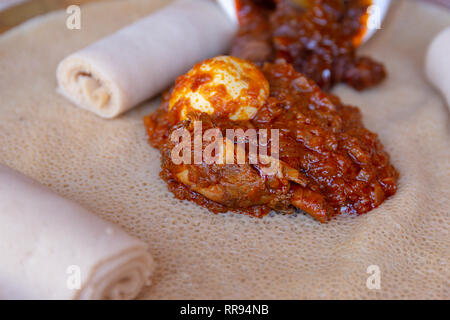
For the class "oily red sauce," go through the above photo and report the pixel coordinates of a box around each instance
[144,60,398,222]
[231,0,386,91]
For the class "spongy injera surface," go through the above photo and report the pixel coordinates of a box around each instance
[0,0,449,299]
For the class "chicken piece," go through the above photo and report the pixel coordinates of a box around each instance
[160,110,336,222]
[291,185,332,223]
[173,162,285,209]
[163,117,306,211]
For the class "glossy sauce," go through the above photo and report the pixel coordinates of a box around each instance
[144,60,398,222]
[231,0,386,91]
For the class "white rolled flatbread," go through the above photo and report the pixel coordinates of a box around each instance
[56,0,237,118]
[0,164,155,300]
[426,27,450,110]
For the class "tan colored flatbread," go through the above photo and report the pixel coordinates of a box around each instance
[0,164,154,300]
[56,0,236,118]
[0,0,449,299]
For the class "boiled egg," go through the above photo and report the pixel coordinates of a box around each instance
[168,56,269,122]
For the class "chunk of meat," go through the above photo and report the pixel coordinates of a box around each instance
[291,185,332,223]
[161,117,308,214]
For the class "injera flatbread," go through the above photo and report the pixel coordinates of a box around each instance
[0,0,449,299]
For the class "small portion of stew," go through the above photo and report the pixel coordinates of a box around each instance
[231,0,386,91]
